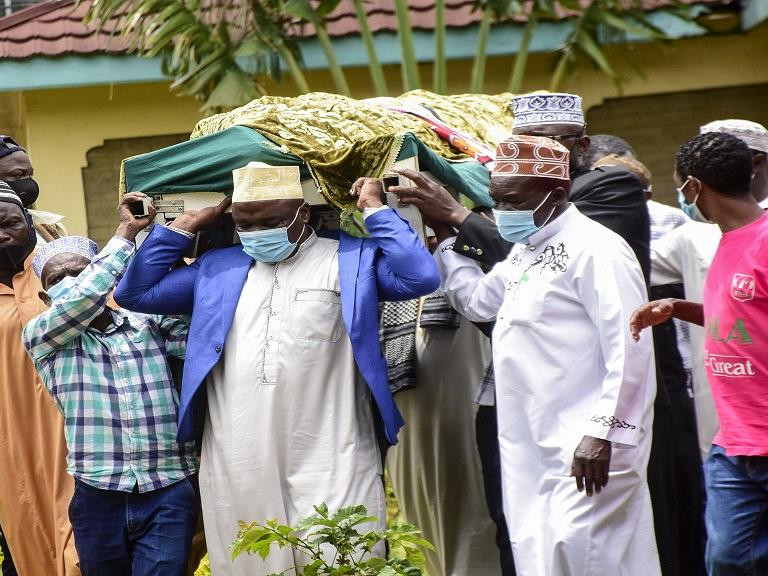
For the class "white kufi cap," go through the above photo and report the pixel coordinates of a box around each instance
[232,162,304,203]
[700,119,768,154]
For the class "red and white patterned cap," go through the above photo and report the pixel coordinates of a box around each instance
[492,135,570,181]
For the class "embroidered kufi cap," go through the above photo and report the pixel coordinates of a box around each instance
[32,236,98,278]
[0,136,25,160]
[0,180,23,208]
[699,119,768,154]
[510,92,584,128]
[232,162,304,203]
[493,135,570,180]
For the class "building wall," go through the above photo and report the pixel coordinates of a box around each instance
[82,133,188,247]
[588,83,768,205]
[15,21,768,236]
[0,91,26,146]
[266,20,768,107]
[22,83,203,235]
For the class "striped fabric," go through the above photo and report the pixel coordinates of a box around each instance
[23,236,197,492]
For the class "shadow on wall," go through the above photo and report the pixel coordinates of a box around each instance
[587,82,768,205]
[82,133,188,247]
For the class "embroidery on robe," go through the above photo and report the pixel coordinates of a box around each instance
[589,415,636,430]
[531,243,569,274]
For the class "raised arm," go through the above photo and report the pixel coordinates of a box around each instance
[24,237,133,362]
[390,168,512,266]
[24,193,153,362]
[350,177,439,300]
[434,239,508,323]
[113,226,198,315]
[114,196,232,315]
[366,210,440,300]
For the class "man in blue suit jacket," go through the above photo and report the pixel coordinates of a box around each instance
[114,169,439,575]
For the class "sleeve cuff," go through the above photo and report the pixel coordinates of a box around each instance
[166,225,196,239]
[583,416,641,448]
[100,236,135,263]
[362,205,390,220]
[110,236,135,253]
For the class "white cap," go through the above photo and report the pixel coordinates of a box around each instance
[699,119,768,154]
[232,162,304,203]
[510,93,585,128]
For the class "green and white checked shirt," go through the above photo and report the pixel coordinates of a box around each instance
[23,236,197,492]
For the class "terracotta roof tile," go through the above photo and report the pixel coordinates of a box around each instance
[0,0,127,57]
[0,0,733,60]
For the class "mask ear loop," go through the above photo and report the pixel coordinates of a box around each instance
[533,190,557,228]
[287,202,308,241]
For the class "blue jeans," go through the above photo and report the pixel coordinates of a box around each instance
[68,476,200,576]
[705,445,768,576]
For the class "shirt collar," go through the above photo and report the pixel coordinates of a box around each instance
[28,209,65,226]
[527,203,578,247]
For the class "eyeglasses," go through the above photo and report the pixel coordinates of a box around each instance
[524,132,583,143]
[547,132,583,143]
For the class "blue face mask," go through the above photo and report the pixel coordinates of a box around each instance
[47,275,79,301]
[677,181,710,223]
[492,191,555,245]
[238,206,304,263]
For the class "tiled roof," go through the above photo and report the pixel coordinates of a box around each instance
[0,0,127,58]
[0,0,733,60]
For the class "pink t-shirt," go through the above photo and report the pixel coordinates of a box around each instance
[703,212,768,456]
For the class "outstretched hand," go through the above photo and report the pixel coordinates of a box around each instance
[391,168,471,229]
[629,298,675,341]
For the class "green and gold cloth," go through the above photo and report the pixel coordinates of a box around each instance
[122,91,516,235]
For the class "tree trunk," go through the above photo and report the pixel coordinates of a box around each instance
[433,0,447,93]
[508,8,538,93]
[549,52,570,91]
[352,0,389,95]
[394,0,421,91]
[277,41,311,93]
[469,9,492,93]
[315,23,351,96]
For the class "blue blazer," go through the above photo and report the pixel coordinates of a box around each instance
[114,209,439,445]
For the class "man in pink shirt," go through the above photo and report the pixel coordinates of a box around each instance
[630,131,768,576]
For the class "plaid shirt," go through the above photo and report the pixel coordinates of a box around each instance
[23,236,197,492]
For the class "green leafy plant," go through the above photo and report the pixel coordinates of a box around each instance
[231,502,433,575]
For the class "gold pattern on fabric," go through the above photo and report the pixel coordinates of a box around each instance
[192,90,512,235]
[190,92,515,235]
[233,164,303,202]
[396,90,516,149]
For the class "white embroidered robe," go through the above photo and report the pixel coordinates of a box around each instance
[436,205,660,576]
[199,235,384,576]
